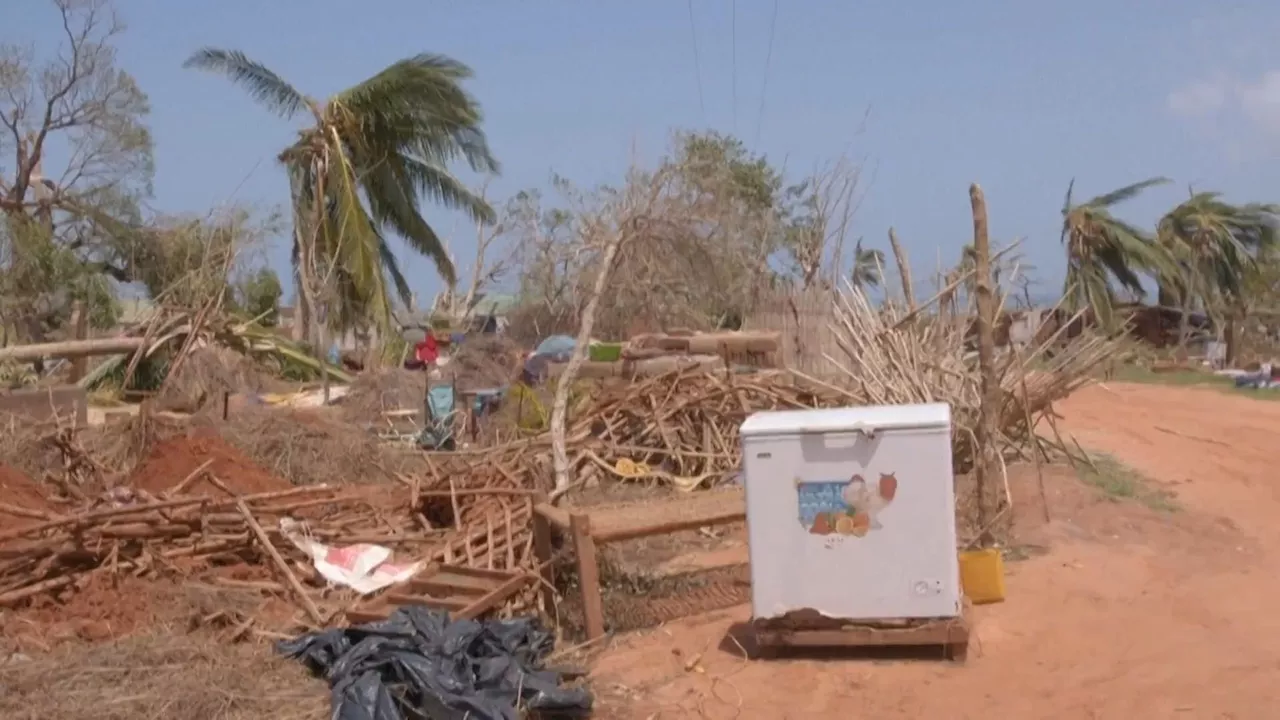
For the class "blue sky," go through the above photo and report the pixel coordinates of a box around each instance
[9,0,1280,304]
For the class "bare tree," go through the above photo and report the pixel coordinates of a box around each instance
[0,0,152,222]
[550,164,678,496]
[781,154,866,289]
[431,180,515,323]
[0,0,151,349]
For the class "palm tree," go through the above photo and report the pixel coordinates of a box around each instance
[1059,177,1178,329]
[184,49,499,341]
[1156,192,1280,356]
[849,239,884,291]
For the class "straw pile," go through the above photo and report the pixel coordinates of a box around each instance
[827,288,1117,472]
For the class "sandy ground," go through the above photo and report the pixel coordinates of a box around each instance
[588,383,1280,719]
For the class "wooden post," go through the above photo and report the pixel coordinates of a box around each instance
[531,493,557,618]
[569,511,605,641]
[67,301,88,383]
[970,183,999,545]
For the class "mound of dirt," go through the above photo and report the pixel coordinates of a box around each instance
[0,465,54,531]
[341,368,427,425]
[157,346,275,412]
[128,432,292,496]
[447,334,523,390]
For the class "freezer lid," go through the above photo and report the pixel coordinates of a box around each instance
[739,402,951,437]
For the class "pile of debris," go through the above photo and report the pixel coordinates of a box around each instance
[547,330,780,380]
[0,451,542,637]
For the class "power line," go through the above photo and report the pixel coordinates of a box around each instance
[730,0,738,134]
[753,0,779,145]
[686,0,706,123]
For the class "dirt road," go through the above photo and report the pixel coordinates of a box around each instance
[590,383,1280,719]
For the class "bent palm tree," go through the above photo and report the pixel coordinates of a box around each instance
[1060,177,1177,329]
[849,239,885,291]
[184,49,498,338]
[1157,192,1279,356]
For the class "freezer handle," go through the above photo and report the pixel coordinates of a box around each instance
[799,421,877,439]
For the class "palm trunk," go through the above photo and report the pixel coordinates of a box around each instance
[1225,302,1244,368]
[888,228,915,311]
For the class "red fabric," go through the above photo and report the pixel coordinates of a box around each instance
[414,335,439,365]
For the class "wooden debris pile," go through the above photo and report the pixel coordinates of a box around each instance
[426,368,850,494]
[548,330,780,380]
[0,471,542,632]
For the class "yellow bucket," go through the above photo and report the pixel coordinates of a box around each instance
[958,548,1006,605]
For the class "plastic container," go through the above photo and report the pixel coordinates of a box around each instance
[958,548,1006,604]
[588,343,624,362]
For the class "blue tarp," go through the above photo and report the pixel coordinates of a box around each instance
[535,335,576,358]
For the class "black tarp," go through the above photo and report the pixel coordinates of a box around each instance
[278,606,592,720]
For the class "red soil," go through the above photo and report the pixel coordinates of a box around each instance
[0,464,54,532]
[129,432,291,497]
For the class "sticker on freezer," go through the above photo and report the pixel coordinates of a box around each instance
[797,472,898,537]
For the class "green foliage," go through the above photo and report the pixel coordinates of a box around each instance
[672,130,782,213]
[1156,193,1280,310]
[0,216,121,338]
[185,48,499,334]
[237,267,283,325]
[850,239,884,290]
[1060,177,1178,328]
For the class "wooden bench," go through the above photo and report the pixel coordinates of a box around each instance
[531,488,747,640]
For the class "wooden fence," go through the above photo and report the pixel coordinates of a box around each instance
[744,288,844,377]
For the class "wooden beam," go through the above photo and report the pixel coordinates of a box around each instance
[570,512,606,641]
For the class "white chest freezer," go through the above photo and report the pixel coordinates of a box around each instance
[740,403,960,621]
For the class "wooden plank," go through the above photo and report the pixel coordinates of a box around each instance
[570,512,606,641]
[409,579,491,597]
[754,613,971,662]
[384,593,470,611]
[585,489,744,543]
[345,608,390,625]
[592,508,746,544]
[434,564,521,581]
[531,493,557,617]
[533,502,571,530]
[454,572,535,621]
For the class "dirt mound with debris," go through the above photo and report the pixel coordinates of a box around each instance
[341,368,427,425]
[211,405,420,485]
[156,346,276,413]
[0,465,54,530]
[128,432,292,496]
[448,334,523,390]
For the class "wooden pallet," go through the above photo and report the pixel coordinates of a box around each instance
[752,607,972,662]
[345,563,534,625]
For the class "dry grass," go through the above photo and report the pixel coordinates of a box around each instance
[340,367,427,427]
[0,632,327,720]
[204,405,423,485]
[157,345,276,412]
[446,334,523,390]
